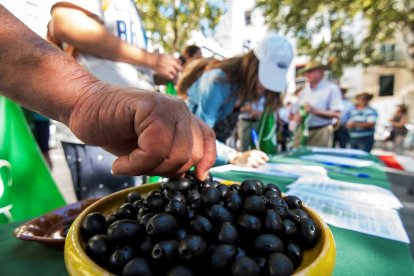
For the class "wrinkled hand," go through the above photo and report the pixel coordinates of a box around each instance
[152,53,182,81]
[231,150,269,168]
[68,83,216,180]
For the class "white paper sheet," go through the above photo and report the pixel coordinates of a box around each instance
[285,189,410,243]
[211,163,327,179]
[300,154,374,168]
[310,147,369,157]
[288,177,403,209]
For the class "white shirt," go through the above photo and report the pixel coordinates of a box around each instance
[52,0,154,90]
[299,80,343,127]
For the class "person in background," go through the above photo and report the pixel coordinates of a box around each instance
[180,45,202,66]
[296,61,343,147]
[237,98,264,151]
[31,112,53,169]
[277,104,290,152]
[346,92,378,152]
[0,4,215,180]
[390,104,409,154]
[289,78,306,148]
[186,33,294,167]
[333,86,355,148]
[49,0,182,90]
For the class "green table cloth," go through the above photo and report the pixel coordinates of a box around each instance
[0,150,413,275]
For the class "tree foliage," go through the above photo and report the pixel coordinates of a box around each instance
[257,0,414,76]
[136,0,224,53]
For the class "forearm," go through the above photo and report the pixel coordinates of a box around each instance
[0,5,100,125]
[312,109,340,119]
[50,7,158,69]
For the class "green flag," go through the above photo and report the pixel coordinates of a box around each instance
[257,106,277,155]
[0,96,66,223]
[166,81,177,96]
[299,105,310,146]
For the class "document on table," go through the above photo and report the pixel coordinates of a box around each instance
[300,154,374,168]
[285,189,410,243]
[211,163,327,179]
[288,177,403,209]
[310,147,369,157]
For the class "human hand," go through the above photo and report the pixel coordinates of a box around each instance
[68,83,216,180]
[303,103,315,114]
[230,150,269,168]
[152,53,183,81]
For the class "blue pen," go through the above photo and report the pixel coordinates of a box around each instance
[251,129,260,150]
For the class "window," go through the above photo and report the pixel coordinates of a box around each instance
[245,10,252,25]
[379,75,394,97]
[380,44,395,62]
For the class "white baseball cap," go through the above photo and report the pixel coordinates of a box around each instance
[254,33,294,93]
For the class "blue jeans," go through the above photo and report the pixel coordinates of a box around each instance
[350,136,375,152]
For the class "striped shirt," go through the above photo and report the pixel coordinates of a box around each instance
[348,106,378,138]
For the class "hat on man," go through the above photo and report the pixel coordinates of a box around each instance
[355,92,374,101]
[254,33,294,93]
[300,60,329,74]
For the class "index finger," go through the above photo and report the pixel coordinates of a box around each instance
[193,117,216,181]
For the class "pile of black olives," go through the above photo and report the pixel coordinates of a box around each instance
[80,172,320,276]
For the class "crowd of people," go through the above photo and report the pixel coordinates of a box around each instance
[0,0,411,197]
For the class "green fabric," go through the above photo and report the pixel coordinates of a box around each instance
[0,97,66,222]
[166,81,177,96]
[257,106,277,154]
[0,220,67,276]
[299,105,310,146]
[212,150,414,275]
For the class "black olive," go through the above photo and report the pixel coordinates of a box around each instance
[283,219,297,240]
[230,184,240,192]
[187,209,196,221]
[253,234,284,255]
[168,178,191,193]
[119,203,138,217]
[285,242,303,268]
[151,240,179,261]
[106,213,119,226]
[132,199,143,209]
[139,238,153,257]
[189,215,213,237]
[122,257,153,276]
[85,234,110,265]
[224,191,242,213]
[137,208,146,220]
[263,209,283,235]
[205,180,221,188]
[217,222,239,245]
[265,184,281,196]
[126,191,142,204]
[238,214,262,236]
[187,189,201,209]
[216,184,230,198]
[166,265,194,276]
[263,190,280,200]
[235,247,247,258]
[231,256,260,276]
[175,227,188,241]
[300,218,319,248]
[243,196,266,216]
[267,252,294,276]
[274,206,288,219]
[184,171,199,188]
[165,190,186,203]
[206,204,234,223]
[255,256,267,273]
[165,200,187,218]
[108,246,136,274]
[287,209,302,225]
[284,195,302,209]
[143,192,165,212]
[81,212,107,241]
[146,213,177,239]
[266,197,288,210]
[210,244,237,272]
[139,213,156,227]
[107,219,144,246]
[201,187,221,206]
[253,179,265,195]
[293,208,309,220]
[178,235,207,260]
[239,179,261,197]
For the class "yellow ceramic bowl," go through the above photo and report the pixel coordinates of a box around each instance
[65,183,336,275]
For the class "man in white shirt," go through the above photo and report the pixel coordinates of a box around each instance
[298,61,343,147]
